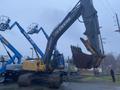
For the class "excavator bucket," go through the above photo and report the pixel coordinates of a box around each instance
[80,38,104,68]
[80,0,104,68]
[71,37,104,69]
[71,45,94,69]
[80,38,96,54]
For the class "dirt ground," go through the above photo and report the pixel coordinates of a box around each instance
[0,81,120,90]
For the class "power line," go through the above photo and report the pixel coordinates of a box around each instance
[100,0,118,30]
[100,0,115,15]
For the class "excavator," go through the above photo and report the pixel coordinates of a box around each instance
[0,34,22,82]
[43,0,104,69]
[22,0,104,87]
[0,0,104,88]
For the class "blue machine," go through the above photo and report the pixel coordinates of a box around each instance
[9,22,44,59]
[27,23,41,34]
[0,34,22,73]
[0,16,10,31]
[0,20,44,59]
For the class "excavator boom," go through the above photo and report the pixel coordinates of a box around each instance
[44,0,104,68]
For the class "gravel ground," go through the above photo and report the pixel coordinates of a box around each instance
[0,81,120,90]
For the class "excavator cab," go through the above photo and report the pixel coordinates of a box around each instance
[51,50,65,69]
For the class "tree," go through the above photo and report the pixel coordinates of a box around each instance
[101,53,116,74]
[115,54,120,73]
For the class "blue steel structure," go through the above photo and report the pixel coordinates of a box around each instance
[8,22,44,59]
[0,34,22,73]
[0,17,44,58]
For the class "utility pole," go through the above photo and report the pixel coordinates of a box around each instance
[115,13,120,32]
[30,47,34,58]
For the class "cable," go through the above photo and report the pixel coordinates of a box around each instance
[106,0,116,13]
[100,0,118,32]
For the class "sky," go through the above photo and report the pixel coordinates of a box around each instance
[0,0,120,58]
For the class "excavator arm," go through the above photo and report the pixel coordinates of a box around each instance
[44,0,104,68]
[44,1,82,67]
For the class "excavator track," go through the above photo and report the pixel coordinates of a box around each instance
[18,73,33,87]
[48,72,62,88]
[17,72,63,88]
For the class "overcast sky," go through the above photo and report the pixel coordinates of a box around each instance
[0,0,120,58]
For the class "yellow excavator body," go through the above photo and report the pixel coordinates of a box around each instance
[22,59,46,72]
